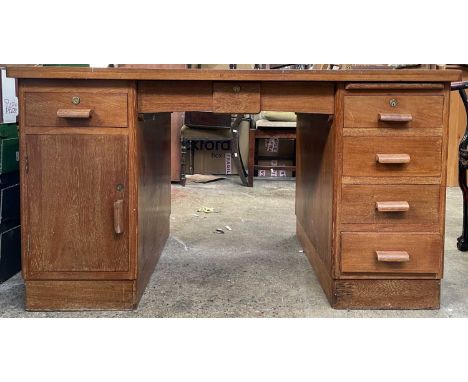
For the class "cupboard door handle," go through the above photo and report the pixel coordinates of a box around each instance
[379,113,413,123]
[376,251,410,262]
[376,201,410,212]
[57,109,92,119]
[113,200,124,234]
[375,153,411,164]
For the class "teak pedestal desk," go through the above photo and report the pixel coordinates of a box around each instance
[8,67,461,311]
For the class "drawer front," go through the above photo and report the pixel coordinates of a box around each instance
[341,184,440,225]
[25,92,128,127]
[213,82,261,113]
[344,95,444,128]
[342,136,442,178]
[341,232,442,275]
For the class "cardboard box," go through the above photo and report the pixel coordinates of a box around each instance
[0,171,20,224]
[0,222,21,283]
[257,160,294,177]
[0,137,19,174]
[0,68,18,124]
[192,141,237,175]
[257,138,295,158]
[189,120,250,175]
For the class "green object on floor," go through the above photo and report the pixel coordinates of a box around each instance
[0,222,21,283]
[0,124,18,139]
[0,137,19,174]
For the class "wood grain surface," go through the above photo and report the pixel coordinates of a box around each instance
[341,184,440,226]
[333,279,440,309]
[344,95,444,128]
[296,114,335,273]
[340,232,442,275]
[343,136,442,177]
[25,91,128,127]
[135,113,171,302]
[25,134,130,276]
[7,67,462,82]
[26,280,135,311]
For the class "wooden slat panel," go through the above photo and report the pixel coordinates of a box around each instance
[342,176,441,185]
[261,82,334,113]
[345,83,444,90]
[138,81,213,112]
[343,128,442,137]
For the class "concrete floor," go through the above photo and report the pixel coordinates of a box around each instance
[1,179,467,317]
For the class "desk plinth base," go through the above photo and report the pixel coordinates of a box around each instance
[296,220,440,310]
[25,280,137,311]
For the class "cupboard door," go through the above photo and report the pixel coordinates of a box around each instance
[25,134,129,276]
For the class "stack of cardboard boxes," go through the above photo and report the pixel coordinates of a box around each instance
[0,67,21,282]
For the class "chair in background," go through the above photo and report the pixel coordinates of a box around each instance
[248,112,297,187]
[451,80,468,251]
[180,112,251,187]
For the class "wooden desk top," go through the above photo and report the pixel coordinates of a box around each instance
[7,67,462,82]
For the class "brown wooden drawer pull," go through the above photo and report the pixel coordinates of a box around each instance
[375,153,411,164]
[375,201,410,212]
[57,109,93,119]
[376,251,410,263]
[378,113,413,123]
[113,200,124,234]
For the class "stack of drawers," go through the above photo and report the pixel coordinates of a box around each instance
[339,86,446,279]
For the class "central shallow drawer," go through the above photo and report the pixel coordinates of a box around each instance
[340,232,442,275]
[341,184,440,225]
[25,92,128,128]
[344,95,444,128]
[342,136,442,178]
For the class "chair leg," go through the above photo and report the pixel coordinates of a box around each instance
[458,160,468,251]
[180,137,188,187]
[231,124,248,186]
[248,128,256,187]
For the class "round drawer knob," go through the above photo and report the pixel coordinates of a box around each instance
[233,85,241,93]
[389,98,398,107]
[71,96,81,105]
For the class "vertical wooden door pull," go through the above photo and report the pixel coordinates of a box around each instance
[114,200,124,234]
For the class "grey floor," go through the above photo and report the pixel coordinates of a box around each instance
[1,179,467,317]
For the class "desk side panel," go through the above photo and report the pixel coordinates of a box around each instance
[135,113,171,303]
[296,113,336,301]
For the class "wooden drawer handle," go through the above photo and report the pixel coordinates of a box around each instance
[113,200,124,234]
[376,201,410,212]
[376,251,410,263]
[376,153,411,164]
[379,113,413,123]
[57,109,92,119]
